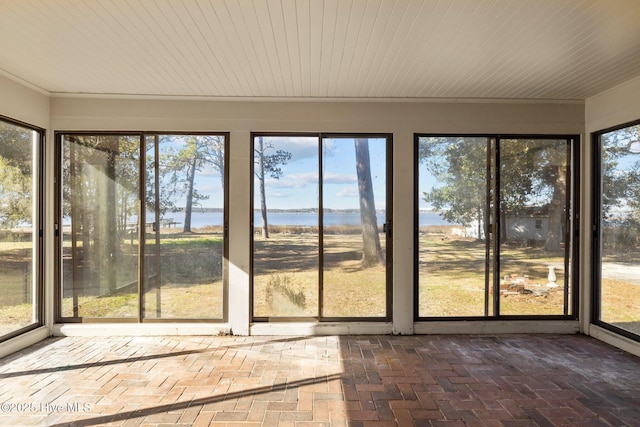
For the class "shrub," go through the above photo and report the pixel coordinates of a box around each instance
[266,274,306,308]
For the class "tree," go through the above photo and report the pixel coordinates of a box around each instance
[201,135,225,189]
[541,160,567,251]
[163,135,224,233]
[600,125,640,219]
[144,139,174,223]
[0,156,31,228]
[0,121,34,228]
[418,137,570,250]
[354,138,384,266]
[98,136,119,294]
[600,125,640,247]
[62,135,140,296]
[500,139,568,251]
[419,137,490,239]
[254,137,292,239]
[531,144,568,251]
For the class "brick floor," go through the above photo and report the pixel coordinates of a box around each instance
[0,334,639,426]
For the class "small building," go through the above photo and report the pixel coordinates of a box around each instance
[504,206,550,242]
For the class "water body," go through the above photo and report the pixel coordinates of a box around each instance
[164,210,457,228]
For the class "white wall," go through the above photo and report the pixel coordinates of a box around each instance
[0,74,49,128]
[5,67,640,357]
[0,74,51,358]
[584,74,640,357]
[50,96,584,336]
[586,74,640,133]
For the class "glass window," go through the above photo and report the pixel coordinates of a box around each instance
[252,134,392,321]
[143,135,226,319]
[498,138,572,316]
[321,137,388,318]
[416,137,491,317]
[0,117,42,339]
[60,135,140,319]
[595,122,640,338]
[416,135,576,319]
[252,135,319,318]
[58,133,227,321]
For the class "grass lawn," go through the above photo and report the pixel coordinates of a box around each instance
[601,278,640,323]
[253,233,387,318]
[0,236,36,335]
[2,227,640,333]
[58,231,224,319]
[417,230,570,316]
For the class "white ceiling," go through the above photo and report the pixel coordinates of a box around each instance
[1,0,640,100]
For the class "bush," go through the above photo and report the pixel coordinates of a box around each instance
[266,274,306,308]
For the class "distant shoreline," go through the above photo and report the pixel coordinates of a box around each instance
[57,209,459,228]
[169,209,458,228]
[170,208,440,214]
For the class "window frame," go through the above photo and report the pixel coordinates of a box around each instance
[54,131,229,323]
[414,133,580,321]
[250,132,393,322]
[0,115,44,342]
[592,119,640,343]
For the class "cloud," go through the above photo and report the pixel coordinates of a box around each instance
[323,172,356,184]
[336,187,358,198]
[265,172,357,192]
[257,136,318,161]
[269,191,292,198]
[197,183,223,193]
[198,164,223,177]
[268,172,318,188]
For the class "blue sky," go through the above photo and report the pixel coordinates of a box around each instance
[253,136,388,211]
[162,134,443,211]
[162,135,391,211]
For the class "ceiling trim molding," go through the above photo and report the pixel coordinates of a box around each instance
[0,69,51,96]
[49,92,585,105]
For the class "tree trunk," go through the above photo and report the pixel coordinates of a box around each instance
[544,165,566,252]
[477,204,483,240]
[77,163,91,261]
[183,155,197,233]
[355,138,383,266]
[99,141,118,295]
[258,137,269,239]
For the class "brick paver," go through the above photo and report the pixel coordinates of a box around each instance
[0,334,639,426]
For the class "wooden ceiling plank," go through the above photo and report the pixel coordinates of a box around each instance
[219,0,268,97]
[2,0,640,99]
[264,0,295,96]
[295,0,312,97]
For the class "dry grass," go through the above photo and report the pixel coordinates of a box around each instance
[601,278,640,323]
[0,235,38,334]
[58,281,224,319]
[57,232,224,319]
[0,305,33,336]
[253,232,387,318]
[416,233,571,316]
[1,227,640,331]
[143,282,223,319]
[254,224,380,236]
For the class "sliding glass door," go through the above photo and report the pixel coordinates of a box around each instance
[60,135,140,319]
[252,134,392,321]
[252,135,319,318]
[416,134,576,319]
[58,132,227,321]
[498,138,573,316]
[143,135,226,319]
[0,117,43,340]
[321,136,390,318]
[416,136,492,317]
[594,122,640,339]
